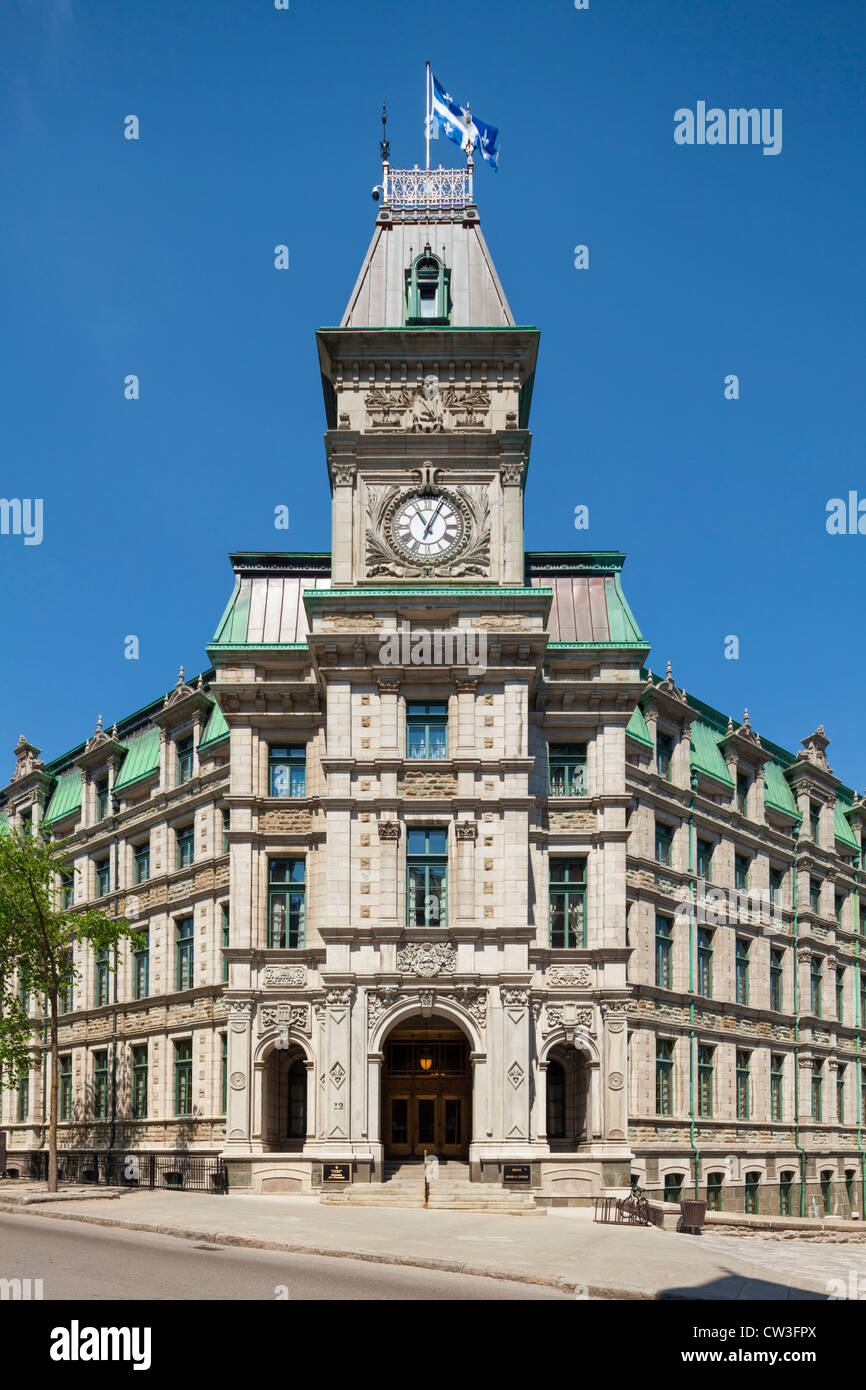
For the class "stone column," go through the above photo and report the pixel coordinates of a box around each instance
[225,1000,254,1150]
[535,1061,548,1143]
[455,680,477,754]
[330,458,356,585]
[304,1059,316,1143]
[377,680,400,753]
[601,1001,629,1142]
[500,987,530,1143]
[324,988,352,1143]
[376,820,400,924]
[454,820,477,923]
[499,457,526,584]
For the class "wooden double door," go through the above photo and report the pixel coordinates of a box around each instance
[383,1032,471,1158]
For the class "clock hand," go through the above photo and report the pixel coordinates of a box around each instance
[422,499,444,539]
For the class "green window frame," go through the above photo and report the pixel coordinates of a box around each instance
[697,1044,714,1118]
[656,732,674,781]
[697,928,713,997]
[770,1054,783,1122]
[174,1038,192,1116]
[706,1172,724,1212]
[836,967,845,1023]
[736,1050,751,1120]
[860,974,866,1028]
[134,840,150,884]
[17,1075,29,1122]
[176,734,194,786]
[404,248,451,325]
[59,951,74,1014]
[663,1173,683,1204]
[548,743,587,797]
[696,840,713,881]
[222,808,230,852]
[61,871,74,909]
[744,1171,760,1215]
[836,893,845,925]
[176,917,194,990]
[132,1044,148,1119]
[655,821,673,867]
[176,824,194,870]
[810,802,820,842]
[95,947,111,1007]
[810,956,822,1017]
[59,1055,72,1122]
[734,854,749,891]
[549,858,587,949]
[96,779,109,822]
[735,937,750,1005]
[268,859,306,947]
[770,947,783,1011]
[406,702,448,760]
[655,915,673,989]
[846,1170,856,1208]
[133,930,149,1000]
[769,866,783,906]
[93,1050,109,1120]
[779,1171,794,1216]
[820,1170,833,1215]
[656,1038,674,1115]
[837,1065,846,1125]
[96,858,110,897]
[220,1033,227,1114]
[812,1059,823,1121]
[269,745,306,798]
[809,877,821,913]
[222,903,230,982]
[736,772,749,816]
[407,829,448,929]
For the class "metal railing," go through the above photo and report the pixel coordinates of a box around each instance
[17,1150,229,1193]
[383,166,473,211]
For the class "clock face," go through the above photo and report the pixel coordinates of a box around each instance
[386,490,467,563]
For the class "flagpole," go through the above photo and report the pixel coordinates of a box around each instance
[425,60,431,170]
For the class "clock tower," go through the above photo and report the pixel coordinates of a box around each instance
[317,162,538,586]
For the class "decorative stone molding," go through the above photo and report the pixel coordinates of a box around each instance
[329,1061,346,1088]
[501,988,529,1006]
[229,1071,246,1091]
[500,462,525,487]
[418,990,435,1011]
[453,987,487,1030]
[454,820,478,841]
[396,941,456,977]
[260,1003,311,1034]
[377,680,401,694]
[365,483,490,579]
[366,986,399,1031]
[228,1001,253,1021]
[325,988,353,1007]
[377,820,401,841]
[364,377,490,433]
[262,965,306,988]
[548,965,592,988]
[600,1000,630,1017]
[799,725,833,773]
[331,463,356,486]
[10,735,43,782]
[506,1061,525,1088]
[608,1071,624,1091]
[544,1004,592,1032]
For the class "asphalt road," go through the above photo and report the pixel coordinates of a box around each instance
[0,1211,568,1301]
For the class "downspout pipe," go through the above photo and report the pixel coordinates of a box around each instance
[853,850,865,1217]
[792,831,808,1217]
[688,771,700,1198]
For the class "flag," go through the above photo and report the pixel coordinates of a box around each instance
[429,72,500,171]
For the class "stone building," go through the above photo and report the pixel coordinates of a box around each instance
[2,159,865,1214]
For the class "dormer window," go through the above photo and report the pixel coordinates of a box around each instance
[405,246,451,325]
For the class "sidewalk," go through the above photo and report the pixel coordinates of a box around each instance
[0,1189,834,1298]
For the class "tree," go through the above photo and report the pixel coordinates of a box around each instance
[0,824,136,1192]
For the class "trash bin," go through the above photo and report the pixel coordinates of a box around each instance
[679,1198,707,1234]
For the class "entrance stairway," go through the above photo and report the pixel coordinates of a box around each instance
[319,1160,537,1212]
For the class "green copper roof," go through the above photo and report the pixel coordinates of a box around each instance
[835,795,859,850]
[690,721,734,788]
[43,768,82,824]
[605,575,644,643]
[113,728,161,792]
[199,702,229,750]
[626,705,653,747]
[764,760,800,819]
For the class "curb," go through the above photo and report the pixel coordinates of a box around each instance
[0,1201,650,1299]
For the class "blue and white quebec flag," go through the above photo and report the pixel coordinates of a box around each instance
[429,72,500,171]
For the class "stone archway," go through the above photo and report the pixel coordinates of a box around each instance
[257,1038,313,1153]
[379,1011,475,1160]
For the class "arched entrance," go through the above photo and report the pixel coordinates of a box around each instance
[262,1048,308,1152]
[382,1015,471,1158]
[545,1044,591,1150]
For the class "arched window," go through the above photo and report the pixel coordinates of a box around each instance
[547,1059,566,1139]
[287,1059,306,1139]
[405,246,451,325]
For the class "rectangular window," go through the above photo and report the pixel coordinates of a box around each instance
[177,735,194,786]
[96,859,110,897]
[770,948,783,1011]
[96,779,109,822]
[93,1050,109,1120]
[95,948,111,1007]
[17,1076,29,1122]
[779,1171,793,1216]
[132,1044,148,1119]
[697,928,713,997]
[812,1060,823,1121]
[176,824,194,870]
[407,829,448,930]
[268,859,306,947]
[809,878,821,913]
[549,858,587,949]
[745,1172,760,1215]
[220,1034,227,1115]
[134,840,150,884]
[735,937,750,1005]
[222,903,230,983]
[174,1039,192,1116]
[769,866,783,907]
[133,930,149,1000]
[656,732,674,781]
[656,1038,673,1115]
[406,702,448,760]
[734,854,749,891]
[810,802,820,842]
[696,840,713,882]
[663,1173,683,1204]
[655,915,673,989]
[269,745,306,798]
[59,1055,72,1122]
[836,967,845,1023]
[61,871,74,909]
[655,822,673,867]
[176,917,194,990]
[837,1065,846,1125]
[810,957,823,1017]
[736,773,749,816]
[836,894,845,925]
[771,1054,783,1122]
[697,1044,714,1118]
[59,951,74,1014]
[706,1172,724,1212]
[736,1050,751,1119]
[548,743,587,797]
[222,808,230,853]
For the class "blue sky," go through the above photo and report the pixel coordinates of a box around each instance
[2,0,864,783]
